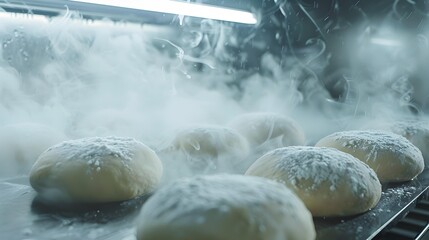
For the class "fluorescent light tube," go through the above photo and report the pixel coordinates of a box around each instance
[70,0,257,24]
[0,12,49,22]
[370,37,402,47]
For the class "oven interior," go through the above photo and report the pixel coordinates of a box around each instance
[1,0,429,239]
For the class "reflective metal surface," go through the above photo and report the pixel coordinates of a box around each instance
[1,169,429,240]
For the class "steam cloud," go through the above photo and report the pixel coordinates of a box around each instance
[0,4,428,181]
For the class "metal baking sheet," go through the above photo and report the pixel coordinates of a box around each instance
[0,177,143,240]
[1,170,429,240]
[315,169,429,240]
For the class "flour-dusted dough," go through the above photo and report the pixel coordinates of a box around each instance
[30,136,163,203]
[316,131,424,182]
[0,123,67,177]
[136,175,315,240]
[365,120,429,163]
[390,121,429,162]
[245,146,381,217]
[167,126,249,171]
[229,113,305,149]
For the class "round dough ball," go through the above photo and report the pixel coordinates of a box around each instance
[316,130,424,182]
[167,126,249,171]
[0,123,67,177]
[229,113,305,150]
[245,146,381,217]
[136,175,315,240]
[30,136,163,203]
[390,121,429,162]
[365,120,429,162]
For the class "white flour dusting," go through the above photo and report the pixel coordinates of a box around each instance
[391,121,429,138]
[44,136,139,172]
[332,130,422,163]
[137,174,315,240]
[141,175,305,220]
[269,146,379,196]
[388,121,429,160]
[382,186,417,198]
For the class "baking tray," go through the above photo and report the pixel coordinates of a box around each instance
[315,169,429,240]
[1,169,429,240]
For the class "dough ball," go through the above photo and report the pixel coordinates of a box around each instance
[30,136,163,203]
[316,130,424,182]
[390,121,429,162]
[166,126,249,172]
[364,120,429,162]
[246,146,381,217]
[0,123,67,177]
[229,113,305,150]
[136,175,315,240]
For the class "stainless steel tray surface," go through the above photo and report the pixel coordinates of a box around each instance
[315,169,429,240]
[1,169,429,240]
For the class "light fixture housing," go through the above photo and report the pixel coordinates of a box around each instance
[0,0,257,25]
[71,0,257,25]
